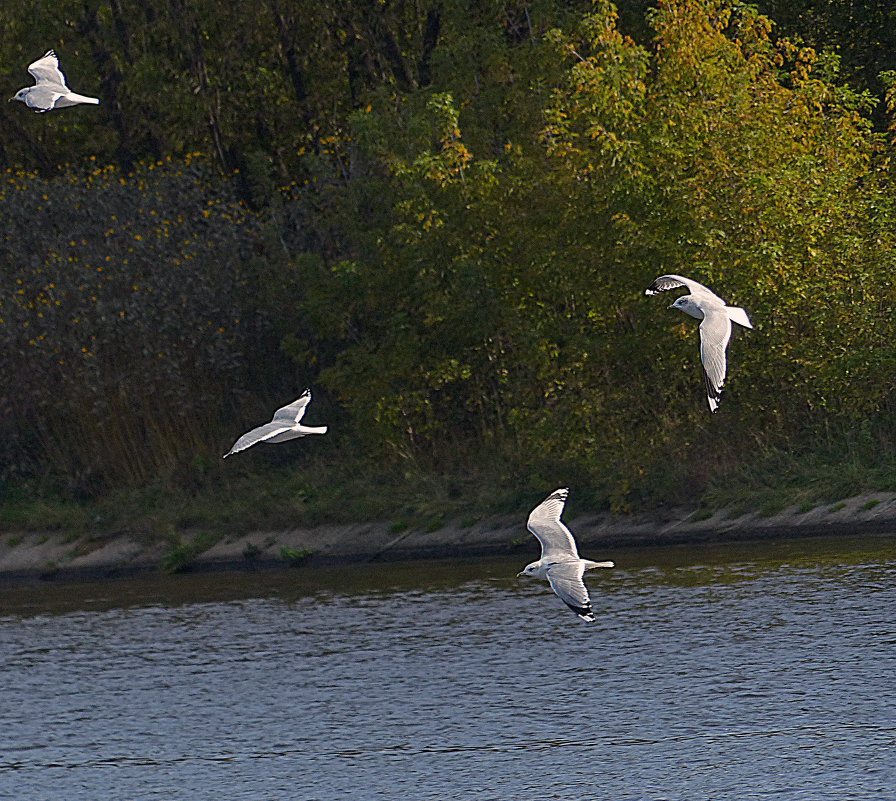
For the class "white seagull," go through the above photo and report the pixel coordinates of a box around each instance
[645,274,752,412]
[223,389,327,458]
[11,50,99,112]
[518,488,614,622]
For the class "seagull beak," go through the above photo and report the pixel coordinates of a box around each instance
[516,570,525,577]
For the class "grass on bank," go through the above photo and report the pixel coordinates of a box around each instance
[0,448,533,542]
[3,423,896,553]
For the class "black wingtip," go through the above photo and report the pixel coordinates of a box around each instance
[703,369,723,412]
[544,487,570,506]
[565,601,594,620]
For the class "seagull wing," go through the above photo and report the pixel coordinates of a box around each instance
[223,422,296,458]
[272,389,312,424]
[23,86,65,112]
[527,488,580,560]
[699,308,732,412]
[28,50,67,87]
[645,274,724,304]
[546,561,594,621]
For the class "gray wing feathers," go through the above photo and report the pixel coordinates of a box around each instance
[644,274,688,295]
[546,562,594,620]
[223,389,326,457]
[28,51,67,85]
[527,488,579,559]
[699,310,732,412]
[645,274,725,304]
[273,390,311,423]
[24,86,65,112]
[19,51,98,111]
[224,422,294,457]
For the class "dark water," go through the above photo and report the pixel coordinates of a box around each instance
[1,535,894,800]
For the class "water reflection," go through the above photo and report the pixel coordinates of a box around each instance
[0,533,894,801]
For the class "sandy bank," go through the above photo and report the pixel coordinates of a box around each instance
[2,491,895,583]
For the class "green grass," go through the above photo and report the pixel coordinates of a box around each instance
[0,488,90,532]
[698,429,896,521]
[242,541,262,562]
[159,531,218,574]
[4,425,896,551]
[0,449,537,560]
[40,561,59,578]
[278,546,313,567]
[860,499,880,511]
[758,498,787,518]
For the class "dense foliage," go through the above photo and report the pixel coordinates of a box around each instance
[3,0,896,525]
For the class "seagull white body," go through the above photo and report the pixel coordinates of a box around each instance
[223,389,327,458]
[11,50,99,112]
[518,488,614,622]
[645,274,752,412]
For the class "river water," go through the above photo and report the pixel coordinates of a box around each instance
[0,534,894,800]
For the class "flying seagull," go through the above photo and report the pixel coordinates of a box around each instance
[223,389,327,458]
[645,274,752,412]
[11,50,99,112]
[518,488,614,622]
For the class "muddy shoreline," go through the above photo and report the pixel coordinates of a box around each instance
[2,491,895,584]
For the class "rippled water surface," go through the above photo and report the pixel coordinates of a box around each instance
[1,535,894,800]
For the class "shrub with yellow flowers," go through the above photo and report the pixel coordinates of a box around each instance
[0,160,274,493]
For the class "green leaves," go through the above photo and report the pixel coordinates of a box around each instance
[5,1,896,511]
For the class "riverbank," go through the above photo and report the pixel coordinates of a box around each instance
[1,490,895,584]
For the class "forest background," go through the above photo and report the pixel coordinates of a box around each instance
[2,0,896,538]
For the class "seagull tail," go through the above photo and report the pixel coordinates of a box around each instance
[69,93,99,105]
[582,560,615,570]
[726,305,753,329]
[297,425,328,435]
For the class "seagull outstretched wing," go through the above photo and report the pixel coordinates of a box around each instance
[527,488,579,560]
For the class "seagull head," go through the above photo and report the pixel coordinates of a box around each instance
[669,295,704,320]
[517,562,538,578]
[10,88,29,103]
